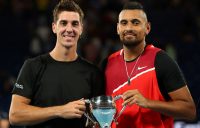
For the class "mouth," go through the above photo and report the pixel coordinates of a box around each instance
[63,34,76,41]
[124,32,136,37]
[124,34,136,40]
[63,34,75,38]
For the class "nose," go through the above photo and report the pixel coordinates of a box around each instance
[65,24,73,33]
[124,22,134,30]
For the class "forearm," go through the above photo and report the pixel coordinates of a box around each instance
[146,99,196,121]
[9,104,63,126]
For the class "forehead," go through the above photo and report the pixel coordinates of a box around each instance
[119,10,147,21]
[57,11,80,22]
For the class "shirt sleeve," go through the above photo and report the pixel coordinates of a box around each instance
[12,59,35,99]
[155,50,186,99]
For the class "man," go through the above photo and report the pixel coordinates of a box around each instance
[104,1,196,128]
[9,0,104,127]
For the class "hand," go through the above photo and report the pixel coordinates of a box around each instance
[112,99,116,108]
[59,99,86,119]
[122,89,149,108]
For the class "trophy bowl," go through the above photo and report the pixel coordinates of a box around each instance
[90,95,116,128]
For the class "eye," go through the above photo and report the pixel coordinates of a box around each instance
[120,20,127,26]
[60,21,67,26]
[131,19,140,25]
[72,21,79,27]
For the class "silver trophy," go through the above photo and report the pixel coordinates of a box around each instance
[84,95,126,128]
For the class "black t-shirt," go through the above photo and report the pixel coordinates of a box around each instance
[12,53,105,128]
[155,50,186,100]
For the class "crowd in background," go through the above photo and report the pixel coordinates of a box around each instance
[0,0,200,127]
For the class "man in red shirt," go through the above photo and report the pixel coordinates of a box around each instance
[104,1,196,128]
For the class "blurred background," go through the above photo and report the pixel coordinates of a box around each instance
[0,0,199,127]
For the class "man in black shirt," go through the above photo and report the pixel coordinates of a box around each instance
[9,0,104,128]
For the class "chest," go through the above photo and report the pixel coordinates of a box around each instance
[32,63,92,106]
[105,52,155,94]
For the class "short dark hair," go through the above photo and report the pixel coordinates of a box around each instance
[122,1,148,20]
[122,1,146,13]
[53,0,84,23]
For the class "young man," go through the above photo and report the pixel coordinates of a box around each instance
[9,0,104,127]
[104,2,196,128]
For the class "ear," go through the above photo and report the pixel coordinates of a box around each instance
[117,23,120,35]
[145,22,151,35]
[52,22,56,34]
[80,23,83,36]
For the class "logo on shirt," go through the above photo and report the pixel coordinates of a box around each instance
[15,83,24,89]
[137,66,147,70]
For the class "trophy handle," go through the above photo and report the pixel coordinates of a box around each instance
[113,95,127,125]
[84,99,99,127]
[84,112,97,125]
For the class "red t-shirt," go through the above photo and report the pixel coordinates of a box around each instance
[105,45,173,128]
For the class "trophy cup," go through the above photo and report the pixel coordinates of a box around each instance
[84,95,126,128]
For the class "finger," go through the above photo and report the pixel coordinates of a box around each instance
[72,102,85,111]
[112,101,116,107]
[76,103,86,111]
[75,106,86,112]
[129,98,138,105]
[123,96,134,106]
[74,99,85,105]
[123,94,139,106]
[74,107,85,115]
[79,107,86,111]
[123,90,138,100]
[74,113,83,118]
[78,100,86,105]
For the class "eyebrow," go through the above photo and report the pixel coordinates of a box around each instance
[120,19,127,22]
[120,18,140,23]
[131,19,141,22]
[59,19,79,23]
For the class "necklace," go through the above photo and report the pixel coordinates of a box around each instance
[124,49,144,85]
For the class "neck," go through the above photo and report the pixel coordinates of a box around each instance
[123,42,146,61]
[50,43,78,62]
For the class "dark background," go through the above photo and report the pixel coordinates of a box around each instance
[0,0,200,126]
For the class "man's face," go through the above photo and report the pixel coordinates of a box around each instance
[117,10,150,46]
[52,11,83,48]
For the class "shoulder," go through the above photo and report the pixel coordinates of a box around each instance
[108,49,123,60]
[155,50,181,75]
[103,49,123,66]
[155,50,177,66]
[23,53,49,70]
[27,53,49,63]
[155,50,186,93]
[145,44,161,55]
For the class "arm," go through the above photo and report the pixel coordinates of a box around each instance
[147,85,196,120]
[9,94,86,126]
[122,86,196,121]
[122,51,196,121]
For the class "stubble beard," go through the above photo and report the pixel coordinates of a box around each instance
[122,39,142,48]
